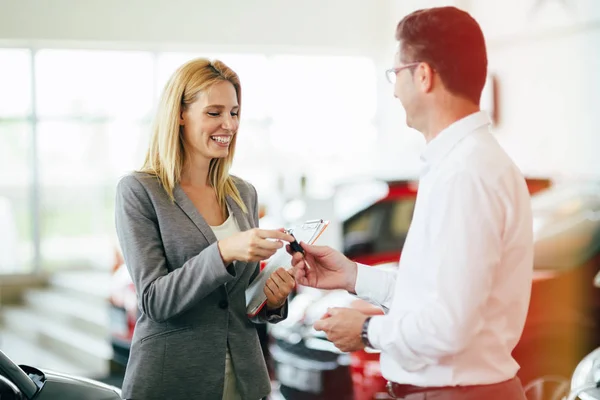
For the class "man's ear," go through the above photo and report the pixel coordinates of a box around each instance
[416,63,434,93]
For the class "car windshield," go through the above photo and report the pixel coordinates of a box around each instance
[343,198,416,256]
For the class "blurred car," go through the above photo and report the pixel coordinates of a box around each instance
[270,178,600,400]
[514,181,600,396]
[523,263,600,400]
[0,349,121,399]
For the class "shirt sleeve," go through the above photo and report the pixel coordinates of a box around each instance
[367,172,504,370]
[355,263,397,309]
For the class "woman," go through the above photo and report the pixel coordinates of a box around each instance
[115,58,296,400]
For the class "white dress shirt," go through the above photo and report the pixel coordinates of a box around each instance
[355,111,534,386]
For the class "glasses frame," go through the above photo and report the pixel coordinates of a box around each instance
[385,62,421,84]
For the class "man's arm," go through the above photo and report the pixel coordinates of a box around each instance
[354,264,397,310]
[366,172,503,370]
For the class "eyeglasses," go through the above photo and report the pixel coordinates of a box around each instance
[385,62,420,84]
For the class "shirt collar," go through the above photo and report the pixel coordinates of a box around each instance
[420,111,491,167]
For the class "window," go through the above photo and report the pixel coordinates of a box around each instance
[34,50,154,270]
[36,50,154,119]
[389,200,415,238]
[342,202,387,258]
[0,49,31,117]
[379,199,416,253]
[0,123,34,273]
[0,49,33,273]
[269,55,378,192]
[342,198,416,259]
[0,48,378,273]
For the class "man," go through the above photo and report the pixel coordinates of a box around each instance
[291,6,534,400]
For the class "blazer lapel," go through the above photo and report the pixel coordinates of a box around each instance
[173,185,217,244]
[226,195,252,232]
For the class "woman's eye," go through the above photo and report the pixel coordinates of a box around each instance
[207,112,220,117]
[231,112,239,117]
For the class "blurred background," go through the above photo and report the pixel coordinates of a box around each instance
[1,0,599,399]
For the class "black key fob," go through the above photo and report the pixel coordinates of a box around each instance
[286,231,304,254]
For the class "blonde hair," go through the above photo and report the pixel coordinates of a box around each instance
[140,58,247,214]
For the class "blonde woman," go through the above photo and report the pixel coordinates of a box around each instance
[115,58,296,400]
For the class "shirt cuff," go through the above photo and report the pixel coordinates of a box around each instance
[367,314,386,350]
[355,263,389,305]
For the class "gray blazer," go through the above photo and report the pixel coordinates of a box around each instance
[115,172,287,400]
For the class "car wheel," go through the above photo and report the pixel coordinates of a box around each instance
[523,375,570,400]
[517,333,594,400]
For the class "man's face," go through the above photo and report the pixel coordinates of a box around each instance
[393,48,419,129]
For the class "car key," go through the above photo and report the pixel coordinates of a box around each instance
[284,230,311,270]
[286,231,304,254]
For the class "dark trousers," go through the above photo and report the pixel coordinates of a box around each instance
[387,376,527,399]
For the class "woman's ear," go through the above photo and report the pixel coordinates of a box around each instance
[179,110,185,126]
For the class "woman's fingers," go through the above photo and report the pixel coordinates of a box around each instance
[256,229,294,243]
[240,246,275,262]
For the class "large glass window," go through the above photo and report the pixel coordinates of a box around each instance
[0,47,377,273]
[35,50,154,119]
[0,49,33,273]
[269,55,378,189]
[0,123,34,273]
[0,49,32,117]
[34,50,154,271]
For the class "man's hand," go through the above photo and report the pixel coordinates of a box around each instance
[313,307,368,353]
[289,243,358,292]
[264,267,295,310]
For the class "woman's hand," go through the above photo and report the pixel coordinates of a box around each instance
[218,228,294,265]
[264,267,295,310]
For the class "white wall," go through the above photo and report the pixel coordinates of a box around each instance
[470,0,600,178]
[0,0,387,56]
[375,0,600,179]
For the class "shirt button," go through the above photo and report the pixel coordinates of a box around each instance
[219,300,229,309]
